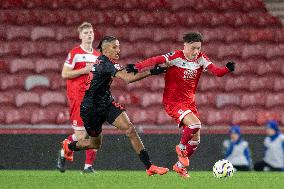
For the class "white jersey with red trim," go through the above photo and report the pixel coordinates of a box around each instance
[64,45,100,99]
[162,50,212,104]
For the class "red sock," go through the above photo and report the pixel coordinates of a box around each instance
[186,141,199,158]
[180,125,199,145]
[85,149,97,165]
[67,134,74,142]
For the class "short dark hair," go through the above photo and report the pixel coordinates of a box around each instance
[97,36,117,52]
[183,32,203,43]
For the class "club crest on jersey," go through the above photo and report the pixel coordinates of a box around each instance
[178,109,184,115]
[184,69,197,79]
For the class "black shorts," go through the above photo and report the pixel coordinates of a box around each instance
[80,101,125,137]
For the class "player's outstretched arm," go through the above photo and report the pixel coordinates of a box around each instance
[61,63,93,79]
[207,61,235,77]
[116,64,167,83]
[126,55,166,74]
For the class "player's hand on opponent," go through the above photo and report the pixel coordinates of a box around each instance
[226,61,235,72]
[150,64,167,75]
[126,64,138,74]
[83,63,94,74]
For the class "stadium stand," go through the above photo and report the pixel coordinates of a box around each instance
[0,0,283,133]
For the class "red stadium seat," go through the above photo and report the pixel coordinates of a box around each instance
[5,109,31,124]
[0,91,15,107]
[249,76,275,92]
[218,43,243,59]
[232,109,257,126]
[43,73,66,90]
[9,58,34,73]
[40,91,66,107]
[127,107,159,125]
[31,107,69,124]
[6,26,31,40]
[0,74,26,90]
[240,93,266,108]
[216,93,241,108]
[232,59,258,75]
[30,26,55,41]
[274,77,284,92]
[35,58,62,73]
[156,109,175,125]
[20,41,46,56]
[195,92,217,107]
[0,109,5,124]
[15,92,41,107]
[140,92,163,107]
[256,111,281,125]
[265,93,284,108]
[225,76,250,92]
[257,60,282,76]
[266,44,284,59]
[199,75,226,92]
[55,26,77,41]
[241,44,267,59]
[0,41,22,56]
[205,109,234,125]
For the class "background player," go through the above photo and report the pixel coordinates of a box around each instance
[254,120,284,171]
[62,36,169,176]
[126,32,235,178]
[223,125,252,171]
[57,22,100,173]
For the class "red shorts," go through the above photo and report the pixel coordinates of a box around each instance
[164,102,199,127]
[68,97,85,131]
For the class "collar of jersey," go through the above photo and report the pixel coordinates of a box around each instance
[80,44,93,54]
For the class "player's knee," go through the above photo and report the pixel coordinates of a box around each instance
[125,124,137,138]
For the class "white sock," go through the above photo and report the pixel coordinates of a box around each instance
[178,143,186,151]
[84,164,92,169]
[177,161,184,168]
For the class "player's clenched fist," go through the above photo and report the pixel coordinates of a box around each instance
[125,64,138,74]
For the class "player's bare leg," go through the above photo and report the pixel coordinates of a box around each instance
[112,112,169,176]
[174,112,201,178]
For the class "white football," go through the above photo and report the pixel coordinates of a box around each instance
[213,159,234,178]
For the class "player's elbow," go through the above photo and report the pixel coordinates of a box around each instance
[61,71,69,79]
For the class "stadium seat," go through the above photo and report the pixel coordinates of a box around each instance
[20,41,46,56]
[0,109,5,124]
[266,44,284,59]
[256,111,281,125]
[199,75,226,92]
[195,92,217,107]
[216,93,241,108]
[257,60,282,76]
[140,92,163,107]
[0,91,15,107]
[249,76,275,92]
[0,74,26,90]
[156,109,175,125]
[5,109,31,124]
[30,107,68,124]
[9,58,34,73]
[0,41,22,56]
[43,73,66,90]
[232,109,257,126]
[34,58,62,73]
[240,93,266,108]
[127,107,160,125]
[6,26,31,40]
[25,75,50,91]
[229,74,254,92]
[15,92,41,107]
[30,26,55,41]
[232,59,258,75]
[40,91,66,107]
[265,93,284,108]
[274,77,284,92]
[205,109,234,126]
[55,26,77,41]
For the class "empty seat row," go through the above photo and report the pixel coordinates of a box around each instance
[1,41,283,60]
[2,25,284,43]
[0,9,280,27]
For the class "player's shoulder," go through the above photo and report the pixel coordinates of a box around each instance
[93,50,101,56]
[197,52,209,59]
[69,45,83,55]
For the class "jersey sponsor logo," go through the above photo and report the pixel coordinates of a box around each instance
[114,63,122,70]
[183,69,197,79]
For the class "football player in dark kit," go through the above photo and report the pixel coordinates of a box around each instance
[62,36,169,176]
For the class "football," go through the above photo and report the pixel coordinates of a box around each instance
[213,159,234,178]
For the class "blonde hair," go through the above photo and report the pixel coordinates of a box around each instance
[77,22,93,33]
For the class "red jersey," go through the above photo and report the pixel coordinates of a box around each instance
[162,50,212,104]
[64,45,100,99]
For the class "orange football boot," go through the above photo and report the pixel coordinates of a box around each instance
[173,163,190,178]
[146,165,169,176]
[62,139,74,162]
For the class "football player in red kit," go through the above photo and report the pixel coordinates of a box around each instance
[126,32,235,178]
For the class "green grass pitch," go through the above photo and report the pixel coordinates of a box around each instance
[0,170,283,189]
